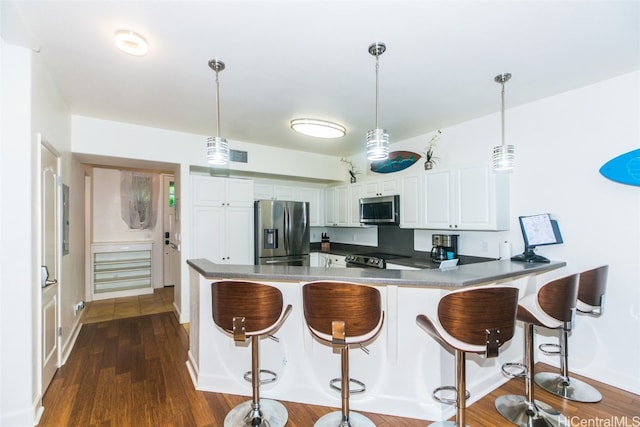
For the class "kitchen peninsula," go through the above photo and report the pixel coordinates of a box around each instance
[187,259,565,421]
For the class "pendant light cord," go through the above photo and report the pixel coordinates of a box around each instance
[375,53,380,129]
[500,80,505,147]
[215,70,221,138]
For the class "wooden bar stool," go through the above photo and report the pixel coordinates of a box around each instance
[535,265,608,402]
[495,274,579,427]
[211,280,292,427]
[416,285,520,427]
[302,281,384,427]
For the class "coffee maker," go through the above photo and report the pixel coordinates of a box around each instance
[431,234,459,262]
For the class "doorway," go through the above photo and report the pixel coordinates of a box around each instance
[162,175,180,287]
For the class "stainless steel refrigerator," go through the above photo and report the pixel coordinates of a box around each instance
[254,200,310,266]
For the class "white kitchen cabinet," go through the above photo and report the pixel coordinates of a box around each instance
[325,184,349,226]
[192,175,254,207]
[253,183,274,200]
[400,174,422,228]
[423,164,509,231]
[191,205,254,265]
[191,175,254,265]
[326,253,346,268]
[296,186,324,226]
[363,177,399,197]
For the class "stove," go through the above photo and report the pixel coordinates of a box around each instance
[345,252,408,269]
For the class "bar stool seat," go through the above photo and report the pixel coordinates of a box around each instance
[496,274,579,427]
[211,280,292,427]
[534,265,608,402]
[302,281,384,427]
[417,285,520,427]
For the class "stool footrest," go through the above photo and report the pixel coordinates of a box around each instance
[432,385,471,405]
[501,362,527,378]
[329,377,366,394]
[243,369,277,385]
[539,343,561,355]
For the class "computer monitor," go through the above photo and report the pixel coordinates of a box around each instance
[511,213,563,263]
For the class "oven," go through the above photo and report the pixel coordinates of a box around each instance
[345,253,408,269]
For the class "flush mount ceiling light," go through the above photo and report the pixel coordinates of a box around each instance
[366,42,390,161]
[493,73,515,172]
[290,119,346,138]
[114,30,148,56]
[206,59,229,165]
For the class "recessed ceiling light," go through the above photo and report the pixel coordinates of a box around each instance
[290,118,346,138]
[114,30,148,56]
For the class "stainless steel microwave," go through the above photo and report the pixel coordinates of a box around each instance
[359,195,400,225]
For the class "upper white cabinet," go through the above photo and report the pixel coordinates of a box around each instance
[296,186,324,226]
[363,177,398,197]
[348,183,365,227]
[191,175,254,265]
[400,174,422,228]
[192,175,254,207]
[325,185,349,226]
[423,164,509,231]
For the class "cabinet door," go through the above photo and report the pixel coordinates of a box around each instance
[423,170,455,229]
[254,183,274,201]
[364,178,398,197]
[456,164,509,230]
[325,187,336,226]
[400,174,421,228]
[348,183,364,226]
[191,175,226,206]
[297,187,324,226]
[192,206,226,262]
[226,179,254,207]
[336,185,349,226]
[225,206,254,264]
[274,185,295,200]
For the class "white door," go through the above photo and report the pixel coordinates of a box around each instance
[162,175,180,287]
[41,141,59,392]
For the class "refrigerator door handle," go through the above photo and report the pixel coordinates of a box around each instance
[284,206,290,252]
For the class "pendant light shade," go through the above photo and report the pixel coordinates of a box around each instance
[493,73,515,172]
[366,42,389,161]
[207,59,229,165]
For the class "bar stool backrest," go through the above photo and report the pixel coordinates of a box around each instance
[537,274,579,322]
[212,280,284,335]
[438,287,519,348]
[578,265,608,309]
[303,281,382,340]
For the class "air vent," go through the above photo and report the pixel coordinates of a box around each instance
[230,149,248,163]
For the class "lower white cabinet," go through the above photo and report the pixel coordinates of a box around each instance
[91,242,153,300]
[192,206,254,264]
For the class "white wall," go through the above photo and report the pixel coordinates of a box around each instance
[0,39,39,427]
[394,72,640,393]
[91,167,164,289]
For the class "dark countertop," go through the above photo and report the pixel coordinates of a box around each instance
[187,258,566,288]
[310,244,494,269]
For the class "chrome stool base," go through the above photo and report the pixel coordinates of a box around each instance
[224,399,288,427]
[535,372,602,403]
[495,394,567,427]
[314,410,375,427]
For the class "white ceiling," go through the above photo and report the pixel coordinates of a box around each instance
[6,1,640,158]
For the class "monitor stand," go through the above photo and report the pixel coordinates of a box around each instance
[511,248,550,263]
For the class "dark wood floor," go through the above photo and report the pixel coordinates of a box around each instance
[39,312,639,426]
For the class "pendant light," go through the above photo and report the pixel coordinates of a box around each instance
[366,42,390,161]
[493,73,515,172]
[207,59,229,165]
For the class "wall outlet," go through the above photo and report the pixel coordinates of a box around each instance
[73,301,85,316]
[481,241,489,252]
